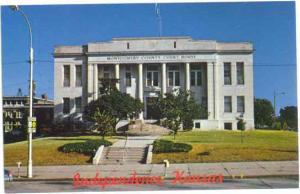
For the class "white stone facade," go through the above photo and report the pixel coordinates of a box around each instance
[54,37,254,130]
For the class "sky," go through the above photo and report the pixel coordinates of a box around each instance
[1,1,297,114]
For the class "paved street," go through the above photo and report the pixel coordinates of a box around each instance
[5,177,299,192]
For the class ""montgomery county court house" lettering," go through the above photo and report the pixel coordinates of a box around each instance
[106,55,197,62]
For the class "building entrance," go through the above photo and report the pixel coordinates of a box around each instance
[146,97,160,119]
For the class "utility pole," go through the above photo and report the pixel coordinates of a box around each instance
[10,5,34,178]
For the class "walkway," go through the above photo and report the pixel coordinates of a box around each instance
[6,161,299,181]
[111,136,159,148]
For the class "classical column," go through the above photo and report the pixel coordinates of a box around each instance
[87,63,94,103]
[214,62,220,121]
[93,64,98,100]
[138,63,144,120]
[185,62,190,91]
[207,62,215,120]
[115,64,120,90]
[161,63,167,95]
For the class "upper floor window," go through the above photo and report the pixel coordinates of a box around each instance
[237,62,245,85]
[237,96,245,113]
[75,65,82,87]
[168,65,180,86]
[224,96,232,113]
[191,66,202,86]
[63,65,70,87]
[146,65,159,87]
[224,63,231,85]
[125,65,132,87]
[103,65,111,78]
[63,97,70,114]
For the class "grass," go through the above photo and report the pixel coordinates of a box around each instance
[4,135,120,166]
[152,130,298,163]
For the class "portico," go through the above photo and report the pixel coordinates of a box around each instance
[87,61,209,120]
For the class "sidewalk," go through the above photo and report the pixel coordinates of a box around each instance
[6,161,299,181]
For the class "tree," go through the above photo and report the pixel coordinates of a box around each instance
[156,89,207,137]
[98,78,119,94]
[92,110,115,139]
[254,98,274,128]
[279,106,298,131]
[165,116,181,140]
[84,89,143,130]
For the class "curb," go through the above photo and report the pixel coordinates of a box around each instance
[11,174,299,182]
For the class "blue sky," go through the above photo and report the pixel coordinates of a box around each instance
[1,2,297,114]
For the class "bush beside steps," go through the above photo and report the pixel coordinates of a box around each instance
[58,139,112,155]
[152,139,192,153]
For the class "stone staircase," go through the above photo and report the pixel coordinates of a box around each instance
[100,147,147,164]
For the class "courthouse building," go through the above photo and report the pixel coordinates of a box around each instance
[54,37,254,130]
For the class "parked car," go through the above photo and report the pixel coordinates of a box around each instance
[4,169,13,182]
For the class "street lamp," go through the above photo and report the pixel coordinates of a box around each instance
[273,90,285,118]
[10,5,34,178]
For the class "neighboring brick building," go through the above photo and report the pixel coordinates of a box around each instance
[2,95,54,133]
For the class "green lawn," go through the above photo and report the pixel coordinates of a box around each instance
[152,130,298,163]
[4,135,120,166]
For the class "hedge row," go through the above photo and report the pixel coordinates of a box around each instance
[58,139,112,155]
[152,139,192,153]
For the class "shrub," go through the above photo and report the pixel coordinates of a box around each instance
[273,121,282,130]
[282,121,289,131]
[183,117,194,130]
[43,119,87,136]
[152,139,192,153]
[58,139,112,155]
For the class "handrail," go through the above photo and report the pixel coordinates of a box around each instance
[122,135,128,163]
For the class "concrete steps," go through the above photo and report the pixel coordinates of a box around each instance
[100,147,147,164]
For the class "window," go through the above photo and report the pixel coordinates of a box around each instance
[125,65,132,87]
[168,65,180,86]
[224,63,231,85]
[237,96,245,113]
[191,66,202,86]
[194,122,201,129]
[237,62,245,85]
[63,98,70,114]
[63,65,70,87]
[75,65,82,87]
[127,42,130,49]
[146,65,159,87]
[224,123,232,130]
[224,96,232,113]
[174,41,177,48]
[103,65,111,78]
[75,97,82,113]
